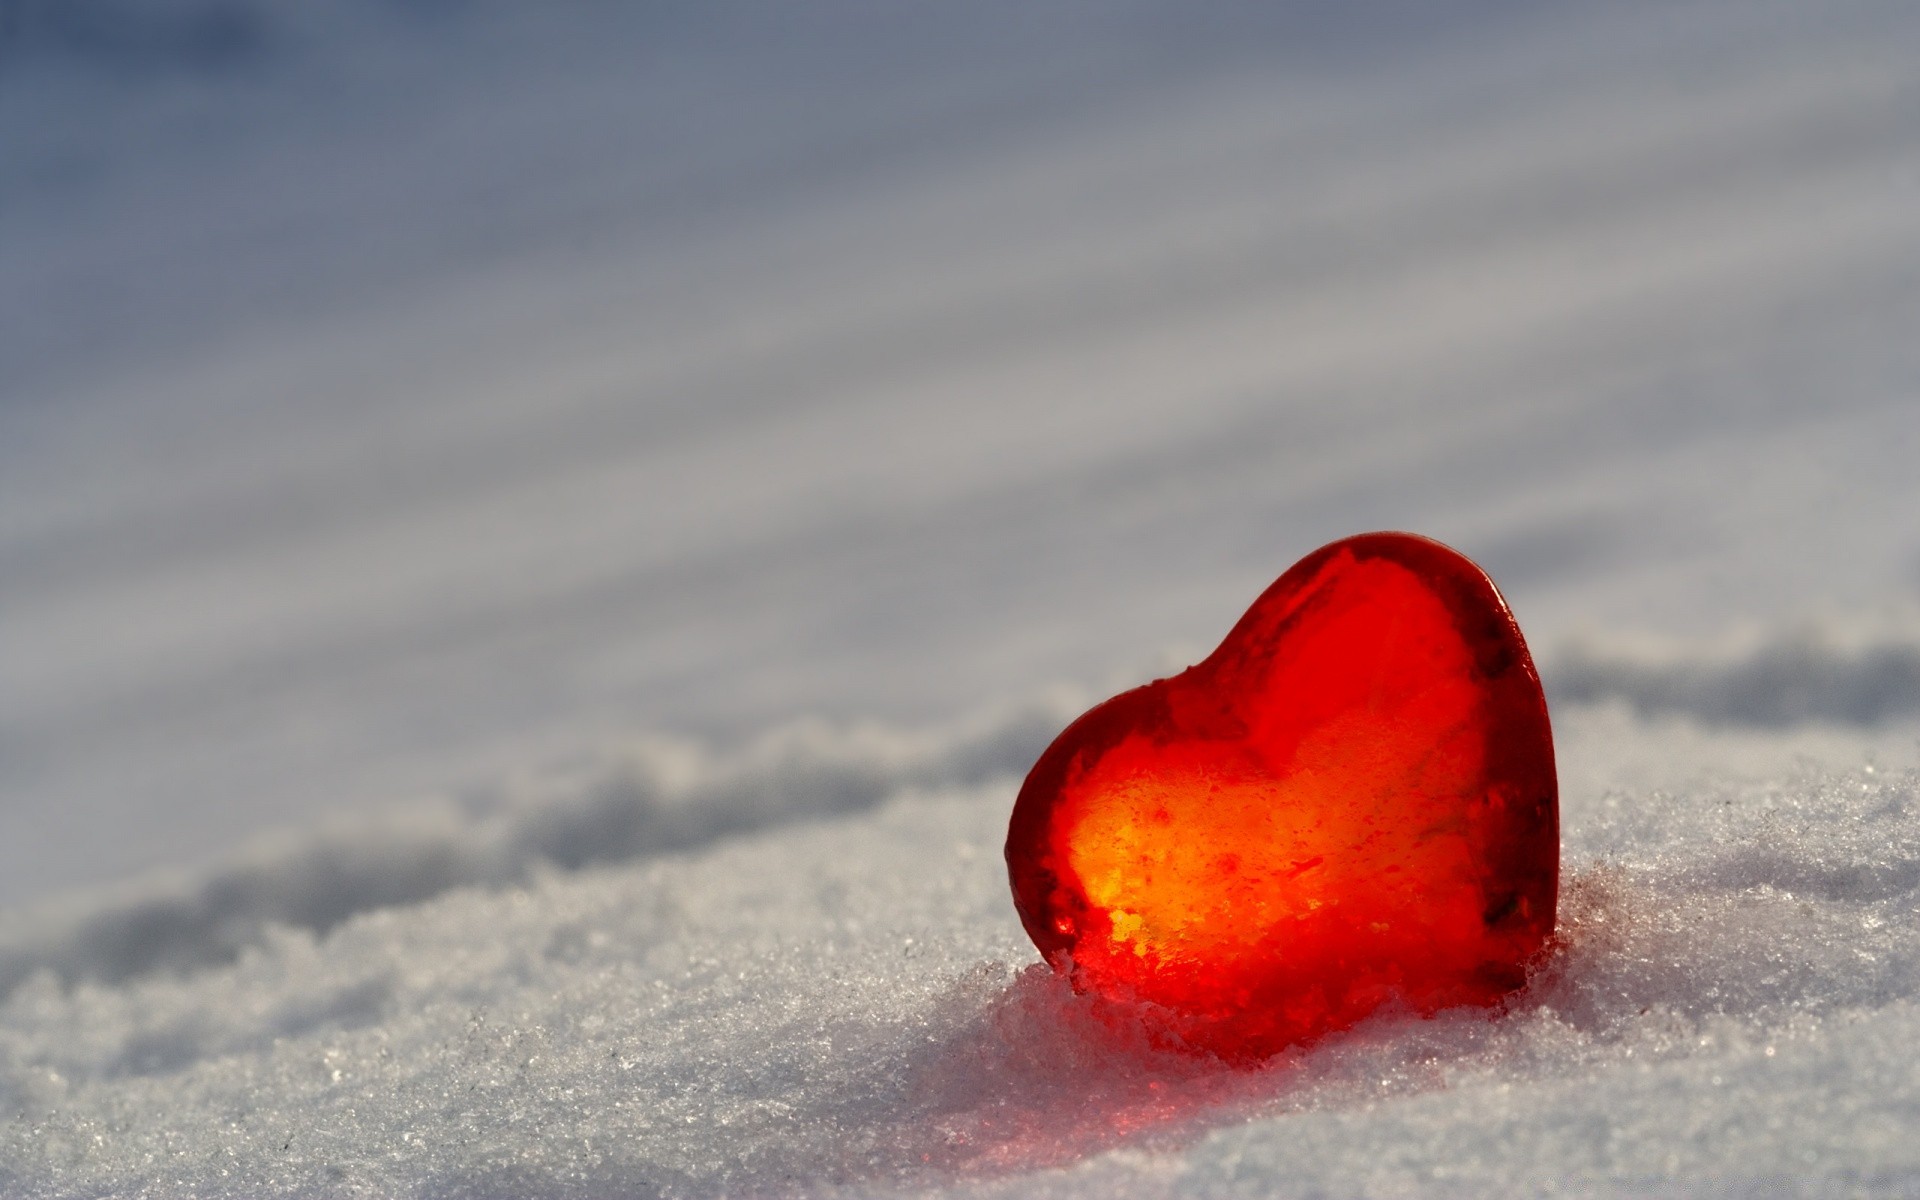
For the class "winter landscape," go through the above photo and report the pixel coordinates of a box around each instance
[4,1,1920,1194]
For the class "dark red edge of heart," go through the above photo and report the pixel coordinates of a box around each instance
[1005,531,1560,982]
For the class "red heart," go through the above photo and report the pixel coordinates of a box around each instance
[1006,532,1558,1062]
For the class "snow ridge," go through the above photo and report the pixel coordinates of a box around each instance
[9,616,1917,1005]
[1549,622,1920,727]
[0,698,1075,999]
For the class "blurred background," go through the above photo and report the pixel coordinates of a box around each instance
[4,0,1918,904]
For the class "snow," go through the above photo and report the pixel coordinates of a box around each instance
[3,701,1920,1196]
[4,0,1920,1194]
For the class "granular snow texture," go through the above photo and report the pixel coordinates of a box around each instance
[1,699,1919,1197]
[5,0,1920,1195]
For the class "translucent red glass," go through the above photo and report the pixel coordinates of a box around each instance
[1006,532,1558,1062]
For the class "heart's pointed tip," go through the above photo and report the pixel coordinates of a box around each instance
[1007,530,1559,1060]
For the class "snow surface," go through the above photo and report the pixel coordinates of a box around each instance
[4,703,1920,1196]
[5,0,1920,1194]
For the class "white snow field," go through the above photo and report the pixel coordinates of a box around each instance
[5,1,1920,1195]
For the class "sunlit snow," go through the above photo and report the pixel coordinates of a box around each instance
[3,1,1919,1195]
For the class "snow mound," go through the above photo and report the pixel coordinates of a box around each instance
[2,703,1919,1196]
[0,698,1078,998]
[1552,621,1920,727]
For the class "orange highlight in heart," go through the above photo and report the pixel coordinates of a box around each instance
[1006,532,1558,1061]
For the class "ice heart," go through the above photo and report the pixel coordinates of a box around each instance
[1006,532,1557,1061]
